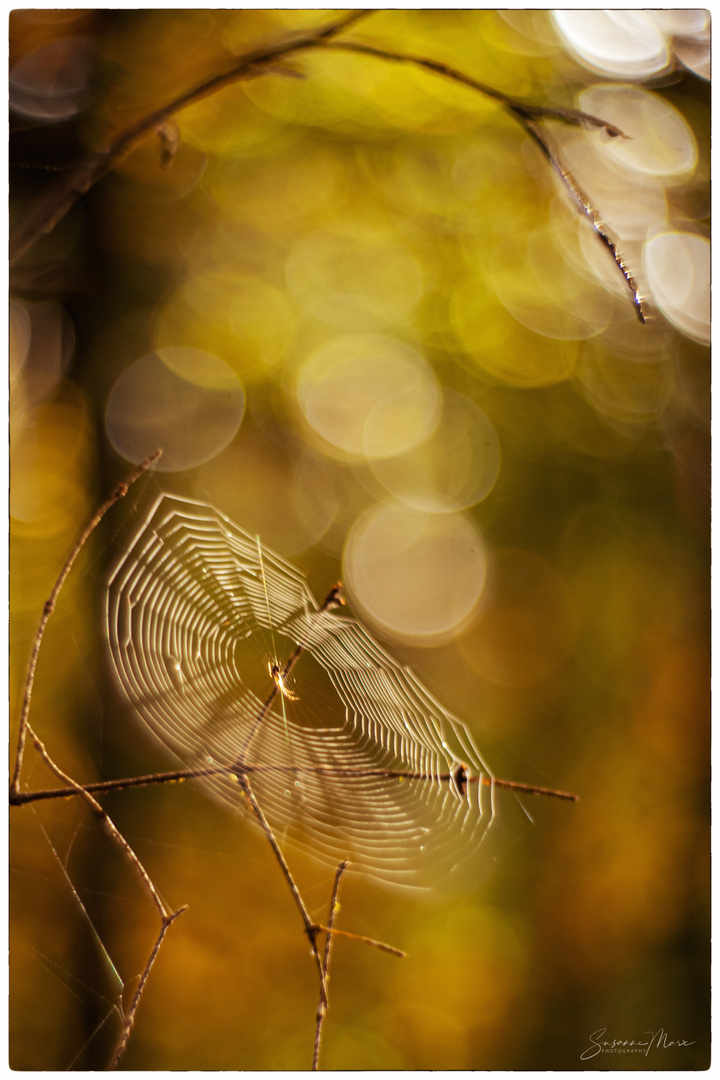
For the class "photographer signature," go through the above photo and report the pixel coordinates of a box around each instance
[581,1028,695,1060]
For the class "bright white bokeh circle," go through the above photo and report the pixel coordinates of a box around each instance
[579,85,697,179]
[643,232,710,345]
[552,10,669,78]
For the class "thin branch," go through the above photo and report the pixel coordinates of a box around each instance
[320,40,646,323]
[108,906,186,1071]
[313,859,348,1071]
[10,449,162,796]
[10,11,646,322]
[10,764,579,806]
[316,924,406,960]
[9,765,220,804]
[9,10,372,266]
[323,864,347,976]
[485,776,579,802]
[237,774,329,1008]
[523,118,646,322]
[24,719,188,1066]
[23,721,171,919]
[320,40,628,136]
[9,449,180,1069]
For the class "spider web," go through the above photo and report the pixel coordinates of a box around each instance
[106,493,496,890]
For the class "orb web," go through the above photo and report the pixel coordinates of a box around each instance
[106,493,497,889]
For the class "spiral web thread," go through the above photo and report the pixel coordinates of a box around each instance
[106,494,497,890]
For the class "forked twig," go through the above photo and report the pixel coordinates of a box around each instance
[236,774,329,1007]
[313,860,348,1071]
[21,721,188,1069]
[22,722,170,918]
[312,861,405,1069]
[9,450,191,1070]
[108,906,187,1071]
[11,11,645,321]
[10,456,576,1068]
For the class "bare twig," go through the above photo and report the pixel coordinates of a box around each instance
[10,449,162,796]
[23,722,169,916]
[11,11,646,322]
[9,10,372,266]
[24,720,188,1069]
[321,40,627,136]
[313,860,348,1071]
[10,764,579,806]
[8,450,184,1069]
[321,40,646,322]
[109,906,187,1071]
[8,765,222,805]
[236,774,328,1008]
[485,775,579,802]
[316,924,406,960]
[8,760,375,816]
[523,118,646,322]
[9,445,575,1067]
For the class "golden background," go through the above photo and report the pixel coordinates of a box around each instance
[10,9,709,1070]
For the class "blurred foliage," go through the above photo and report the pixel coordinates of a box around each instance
[9,9,709,1071]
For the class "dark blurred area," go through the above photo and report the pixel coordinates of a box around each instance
[9,9,709,1070]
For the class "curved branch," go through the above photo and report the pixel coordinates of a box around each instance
[320,39,645,323]
[11,12,646,322]
[320,39,628,136]
[9,9,372,266]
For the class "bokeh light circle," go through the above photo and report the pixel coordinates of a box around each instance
[297,334,441,459]
[450,280,579,387]
[579,86,697,180]
[491,226,612,341]
[154,274,298,383]
[343,502,487,644]
[370,390,501,512]
[10,36,93,119]
[556,131,668,243]
[643,232,710,346]
[9,301,32,381]
[106,348,245,471]
[552,10,669,78]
